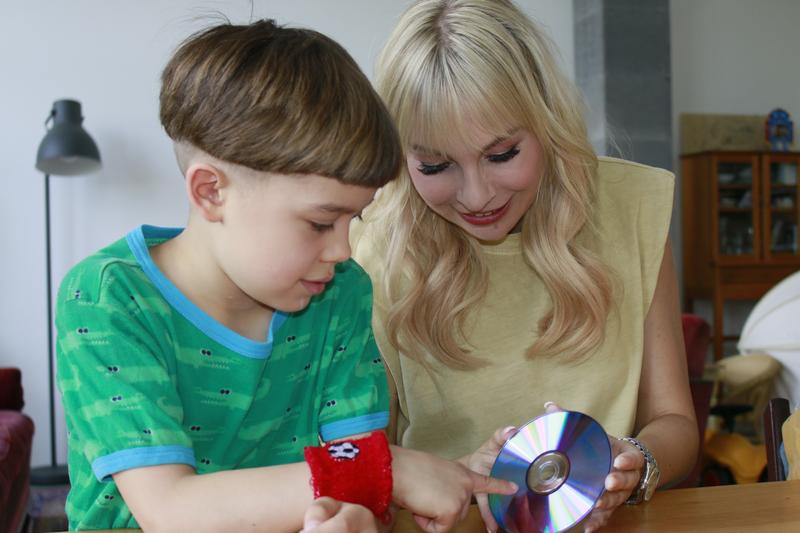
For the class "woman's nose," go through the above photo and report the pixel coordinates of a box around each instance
[456,167,495,212]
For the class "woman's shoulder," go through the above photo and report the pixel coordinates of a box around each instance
[592,156,675,224]
[596,156,674,195]
[589,156,674,278]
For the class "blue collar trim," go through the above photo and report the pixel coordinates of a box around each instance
[126,225,287,359]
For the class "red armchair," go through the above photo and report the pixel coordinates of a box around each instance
[0,367,34,533]
[673,314,714,488]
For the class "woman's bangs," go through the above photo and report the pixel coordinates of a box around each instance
[400,71,520,157]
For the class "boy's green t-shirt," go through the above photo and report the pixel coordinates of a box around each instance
[56,225,389,530]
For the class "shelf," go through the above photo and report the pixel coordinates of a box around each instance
[683,150,800,361]
[718,184,752,189]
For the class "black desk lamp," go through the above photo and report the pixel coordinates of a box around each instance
[32,99,101,485]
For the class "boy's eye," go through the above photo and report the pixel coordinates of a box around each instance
[486,145,520,163]
[416,161,450,176]
[310,221,334,233]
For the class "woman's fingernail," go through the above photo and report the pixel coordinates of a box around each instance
[544,401,555,409]
[303,521,320,531]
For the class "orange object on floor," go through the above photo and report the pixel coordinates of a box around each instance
[703,429,766,484]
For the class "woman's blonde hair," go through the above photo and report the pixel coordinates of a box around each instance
[368,0,613,369]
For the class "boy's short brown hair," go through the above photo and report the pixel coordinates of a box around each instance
[160,19,401,187]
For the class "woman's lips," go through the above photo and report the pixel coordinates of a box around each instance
[458,199,511,226]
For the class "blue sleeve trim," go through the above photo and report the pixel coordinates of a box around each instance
[319,411,390,442]
[91,445,196,482]
[780,442,789,479]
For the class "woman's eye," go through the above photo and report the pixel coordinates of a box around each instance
[416,161,451,176]
[310,221,334,233]
[487,145,520,163]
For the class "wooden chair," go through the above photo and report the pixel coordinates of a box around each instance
[763,397,791,481]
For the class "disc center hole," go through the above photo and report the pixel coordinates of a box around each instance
[527,451,570,495]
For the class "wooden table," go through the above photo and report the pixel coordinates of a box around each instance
[394,480,800,532]
[58,480,800,532]
[602,480,800,532]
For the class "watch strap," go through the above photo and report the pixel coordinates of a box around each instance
[620,437,659,504]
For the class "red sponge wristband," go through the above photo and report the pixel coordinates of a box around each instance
[304,431,393,523]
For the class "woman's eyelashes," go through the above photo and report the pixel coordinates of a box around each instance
[417,161,450,176]
[487,145,520,163]
[415,145,521,176]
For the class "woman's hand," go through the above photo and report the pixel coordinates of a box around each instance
[458,426,518,532]
[582,437,644,532]
[538,402,644,533]
[301,497,390,533]
[391,445,518,533]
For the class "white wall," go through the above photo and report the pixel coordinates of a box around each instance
[671,0,800,120]
[6,0,798,474]
[0,0,573,469]
[670,0,800,352]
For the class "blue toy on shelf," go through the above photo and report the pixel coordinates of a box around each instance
[765,108,794,152]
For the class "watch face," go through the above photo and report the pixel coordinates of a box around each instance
[643,469,660,501]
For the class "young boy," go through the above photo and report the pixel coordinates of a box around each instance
[56,19,514,532]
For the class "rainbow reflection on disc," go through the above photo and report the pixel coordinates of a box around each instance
[488,411,611,533]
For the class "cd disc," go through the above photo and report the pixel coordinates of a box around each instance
[488,411,612,533]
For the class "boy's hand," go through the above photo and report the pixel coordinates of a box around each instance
[391,445,517,533]
[301,497,390,533]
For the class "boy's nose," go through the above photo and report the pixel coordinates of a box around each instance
[322,231,351,263]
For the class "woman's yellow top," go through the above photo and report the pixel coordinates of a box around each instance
[352,157,674,459]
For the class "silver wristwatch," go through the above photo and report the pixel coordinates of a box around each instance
[620,437,660,504]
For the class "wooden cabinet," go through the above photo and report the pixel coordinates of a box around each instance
[682,151,800,360]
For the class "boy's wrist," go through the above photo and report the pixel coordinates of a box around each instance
[388,445,432,505]
[389,444,411,502]
[305,432,393,523]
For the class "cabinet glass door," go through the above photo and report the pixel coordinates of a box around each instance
[768,160,798,257]
[717,161,755,257]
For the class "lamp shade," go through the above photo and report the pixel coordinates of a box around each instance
[35,99,101,176]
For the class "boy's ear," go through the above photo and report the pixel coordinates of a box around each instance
[185,163,228,222]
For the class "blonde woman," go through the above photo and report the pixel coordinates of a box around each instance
[352,0,698,531]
